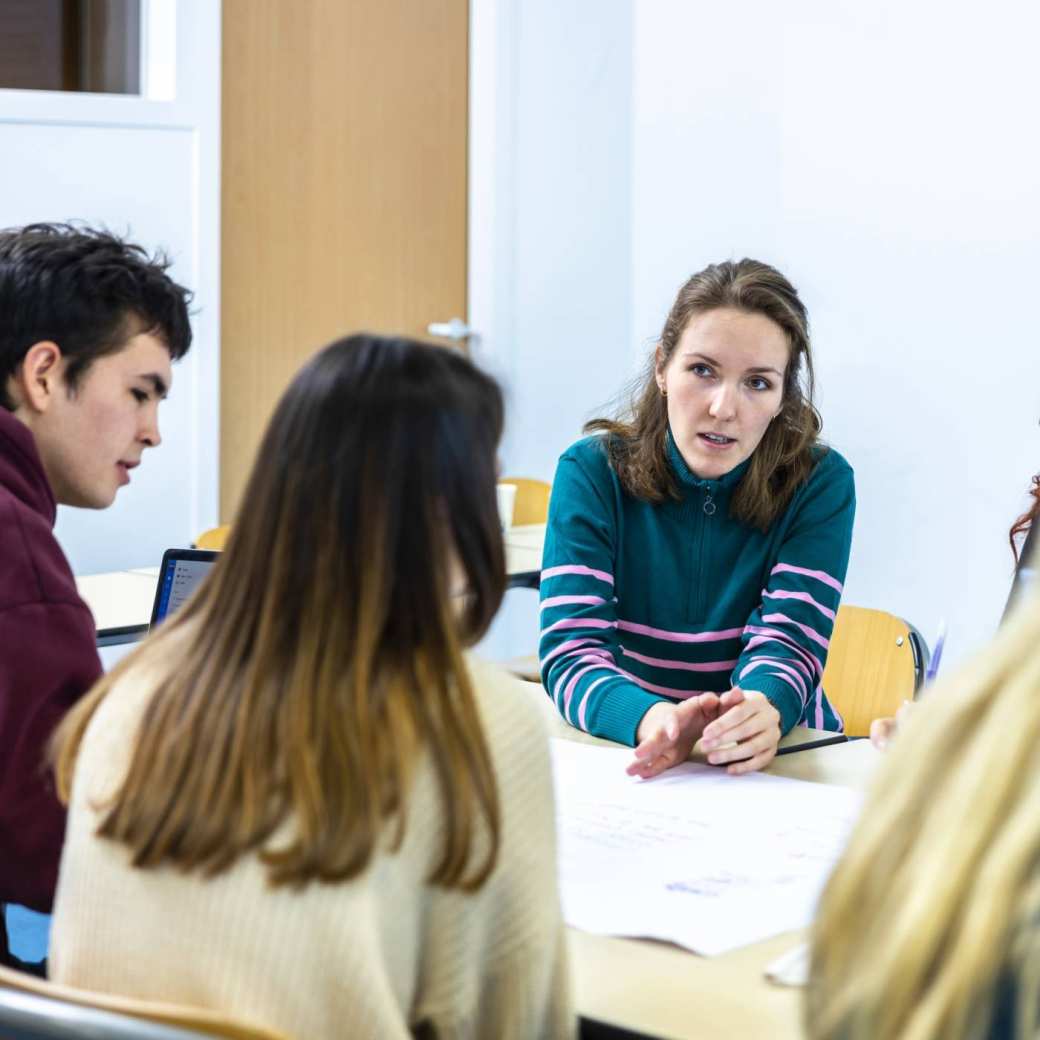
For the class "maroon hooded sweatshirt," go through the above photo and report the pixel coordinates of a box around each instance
[0,407,101,913]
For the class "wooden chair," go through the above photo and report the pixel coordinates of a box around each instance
[821,605,925,737]
[0,965,288,1040]
[504,605,925,737]
[193,525,231,550]
[498,477,551,526]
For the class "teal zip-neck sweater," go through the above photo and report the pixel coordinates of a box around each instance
[538,433,856,745]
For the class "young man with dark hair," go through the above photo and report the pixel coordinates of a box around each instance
[0,223,192,971]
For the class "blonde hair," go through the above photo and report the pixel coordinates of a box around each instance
[53,335,507,891]
[807,593,1040,1039]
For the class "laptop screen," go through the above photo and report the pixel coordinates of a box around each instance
[150,548,220,627]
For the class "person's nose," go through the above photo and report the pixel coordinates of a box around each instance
[140,403,162,448]
[708,382,737,422]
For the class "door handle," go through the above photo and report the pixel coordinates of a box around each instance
[427,317,474,341]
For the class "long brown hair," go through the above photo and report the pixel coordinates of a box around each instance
[586,259,822,530]
[54,334,507,890]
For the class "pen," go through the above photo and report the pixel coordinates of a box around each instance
[925,620,947,685]
[775,735,848,756]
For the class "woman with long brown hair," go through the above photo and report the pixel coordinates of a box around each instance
[540,259,855,778]
[47,334,573,1039]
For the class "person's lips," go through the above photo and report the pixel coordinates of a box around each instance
[697,432,737,449]
[116,460,140,485]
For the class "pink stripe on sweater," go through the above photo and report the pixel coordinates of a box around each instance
[744,670,803,699]
[744,629,824,677]
[617,620,743,643]
[814,685,825,729]
[564,659,622,722]
[739,659,808,702]
[541,617,617,636]
[578,674,616,731]
[762,588,836,621]
[552,659,584,709]
[540,638,601,668]
[617,667,704,700]
[540,594,607,612]
[771,562,843,594]
[761,612,830,650]
[748,653,812,682]
[621,646,737,673]
[541,564,614,586]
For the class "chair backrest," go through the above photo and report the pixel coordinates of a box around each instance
[821,605,925,737]
[498,478,551,526]
[193,524,231,551]
[0,966,288,1040]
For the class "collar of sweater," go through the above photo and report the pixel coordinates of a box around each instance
[666,427,751,498]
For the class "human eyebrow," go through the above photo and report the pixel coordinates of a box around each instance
[744,365,784,377]
[683,352,719,366]
[138,373,169,399]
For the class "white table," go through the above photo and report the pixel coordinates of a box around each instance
[519,682,880,1040]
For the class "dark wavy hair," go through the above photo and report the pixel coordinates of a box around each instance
[586,258,823,530]
[0,222,192,409]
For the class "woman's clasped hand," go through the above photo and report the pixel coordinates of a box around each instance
[627,687,782,779]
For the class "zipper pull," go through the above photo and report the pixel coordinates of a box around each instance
[703,491,716,516]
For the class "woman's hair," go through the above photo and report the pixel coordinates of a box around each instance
[807,593,1040,1040]
[53,334,507,891]
[1010,474,1040,562]
[585,258,822,530]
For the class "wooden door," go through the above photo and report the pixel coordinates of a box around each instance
[221,0,468,518]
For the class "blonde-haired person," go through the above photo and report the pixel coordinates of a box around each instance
[540,259,855,778]
[807,588,1040,1040]
[48,335,574,1039]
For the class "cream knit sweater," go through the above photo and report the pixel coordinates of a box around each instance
[49,653,574,1040]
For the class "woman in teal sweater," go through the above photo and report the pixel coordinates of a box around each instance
[539,259,855,776]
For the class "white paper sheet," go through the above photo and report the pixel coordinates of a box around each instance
[550,738,863,955]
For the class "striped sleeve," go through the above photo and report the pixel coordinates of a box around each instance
[733,453,856,734]
[539,450,669,745]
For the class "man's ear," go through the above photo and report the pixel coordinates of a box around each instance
[9,342,64,414]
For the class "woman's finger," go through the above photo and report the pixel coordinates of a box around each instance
[727,746,777,775]
[718,686,747,711]
[702,700,757,744]
[628,749,675,779]
[631,722,670,761]
[707,730,775,766]
[703,714,770,750]
[869,716,897,750]
[628,729,677,774]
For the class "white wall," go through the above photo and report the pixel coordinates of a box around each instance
[468,0,637,661]
[470,0,636,661]
[0,0,220,576]
[472,0,636,482]
[631,0,1040,664]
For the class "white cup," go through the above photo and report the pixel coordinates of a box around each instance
[496,482,517,530]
